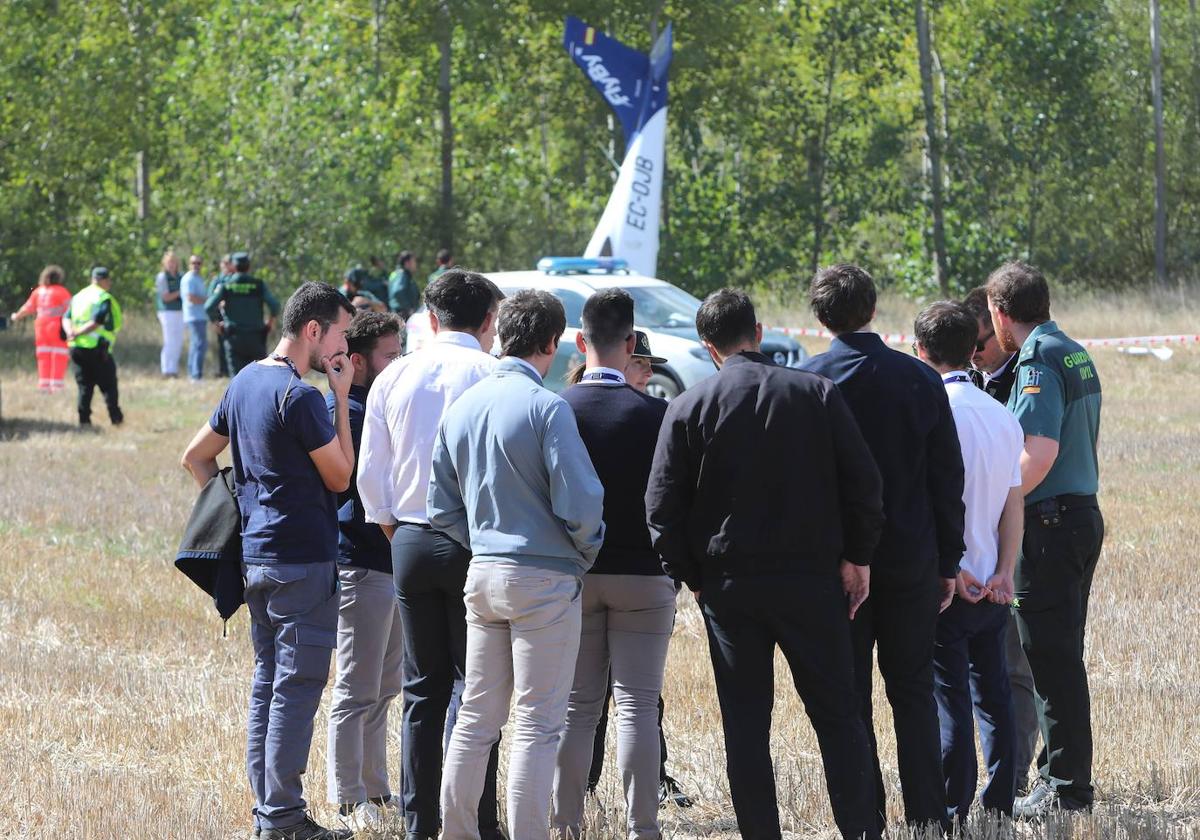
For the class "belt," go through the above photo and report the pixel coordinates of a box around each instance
[1025,493,1098,515]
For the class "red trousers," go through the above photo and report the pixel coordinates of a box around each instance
[34,316,69,391]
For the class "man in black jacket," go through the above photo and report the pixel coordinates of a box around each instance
[803,264,966,834]
[964,286,1019,404]
[646,288,885,840]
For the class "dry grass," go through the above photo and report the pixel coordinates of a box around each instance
[1,293,1199,839]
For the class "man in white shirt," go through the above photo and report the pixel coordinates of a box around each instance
[357,270,505,840]
[914,301,1024,823]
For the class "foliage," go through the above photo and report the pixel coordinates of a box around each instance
[1,0,1195,310]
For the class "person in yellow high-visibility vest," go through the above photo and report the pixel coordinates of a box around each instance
[63,266,124,426]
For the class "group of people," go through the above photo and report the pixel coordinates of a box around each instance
[10,264,125,425]
[7,246,449,425]
[180,258,1103,840]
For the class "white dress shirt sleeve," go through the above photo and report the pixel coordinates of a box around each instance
[357,381,397,525]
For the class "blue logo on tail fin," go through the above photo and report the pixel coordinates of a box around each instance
[565,16,672,148]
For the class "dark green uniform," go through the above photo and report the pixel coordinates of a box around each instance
[207,273,231,376]
[360,272,389,305]
[1007,320,1103,807]
[387,267,420,318]
[204,272,280,374]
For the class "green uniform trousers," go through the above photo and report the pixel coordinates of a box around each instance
[225,327,268,375]
[1013,496,1104,805]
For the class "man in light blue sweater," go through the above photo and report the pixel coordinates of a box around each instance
[428,289,605,840]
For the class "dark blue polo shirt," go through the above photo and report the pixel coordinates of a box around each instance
[327,384,392,573]
[210,362,338,564]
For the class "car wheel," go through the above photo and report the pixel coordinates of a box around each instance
[646,372,682,401]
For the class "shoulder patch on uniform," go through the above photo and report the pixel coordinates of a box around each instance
[1024,368,1042,387]
[1022,385,1041,395]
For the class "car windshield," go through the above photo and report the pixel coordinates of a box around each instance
[625,285,702,329]
[501,287,588,328]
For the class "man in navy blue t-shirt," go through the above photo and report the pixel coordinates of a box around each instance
[183,282,357,840]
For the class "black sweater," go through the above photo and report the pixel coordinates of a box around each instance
[645,352,884,592]
[562,382,668,575]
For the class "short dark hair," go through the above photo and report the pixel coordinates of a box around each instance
[498,290,566,359]
[282,281,355,339]
[436,248,452,265]
[346,311,403,357]
[425,269,504,331]
[396,250,414,268]
[581,288,635,353]
[961,286,990,325]
[986,261,1051,324]
[809,264,877,333]
[914,301,977,370]
[696,288,757,353]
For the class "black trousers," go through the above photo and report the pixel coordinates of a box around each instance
[70,345,122,424]
[214,327,230,376]
[702,573,878,840]
[1014,500,1104,805]
[852,576,947,833]
[391,524,501,839]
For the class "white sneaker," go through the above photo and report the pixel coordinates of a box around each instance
[350,800,385,833]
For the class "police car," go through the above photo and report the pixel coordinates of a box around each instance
[407,257,808,400]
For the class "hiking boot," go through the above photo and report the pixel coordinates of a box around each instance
[1014,781,1091,820]
[260,814,354,840]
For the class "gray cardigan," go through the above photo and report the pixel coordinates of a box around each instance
[427,357,605,577]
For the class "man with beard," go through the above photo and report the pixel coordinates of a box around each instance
[987,262,1104,818]
[324,312,406,832]
[182,282,356,840]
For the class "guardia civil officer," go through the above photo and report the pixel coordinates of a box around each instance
[803,264,966,835]
[182,282,357,840]
[646,288,885,840]
[205,252,281,374]
[63,266,124,427]
[986,261,1104,818]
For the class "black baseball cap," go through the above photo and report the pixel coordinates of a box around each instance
[91,266,110,279]
[632,330,666,364]
[232,252,250,270]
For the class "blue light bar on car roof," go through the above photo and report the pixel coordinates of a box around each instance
[537,256,629,274]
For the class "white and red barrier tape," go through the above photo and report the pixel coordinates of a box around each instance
[767,326,1200,349]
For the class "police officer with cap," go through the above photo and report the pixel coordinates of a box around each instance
[624,330,667,394]
[986,261,1104,819]
[63,266,124,427]
[205,252,281,374]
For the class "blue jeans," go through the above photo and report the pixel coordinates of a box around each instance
[933,597,1015,820]
[243,561,339,832]
[186,318,208,380]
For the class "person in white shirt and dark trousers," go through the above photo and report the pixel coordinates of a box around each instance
[914,302,1024,821]
[357,270,506,840]
[428,290,605,840]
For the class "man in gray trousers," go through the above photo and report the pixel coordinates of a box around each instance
[428,290,605,840]
[552,289,674,840]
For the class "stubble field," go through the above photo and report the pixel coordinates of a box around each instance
[1,290,1198,839]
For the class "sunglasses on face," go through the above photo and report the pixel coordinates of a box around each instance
[976,331,995,353]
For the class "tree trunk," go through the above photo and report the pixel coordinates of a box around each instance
[437,2,454,253]
[808,50,837,277]
[1150,0,1169,287]
[916,0,950,295]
